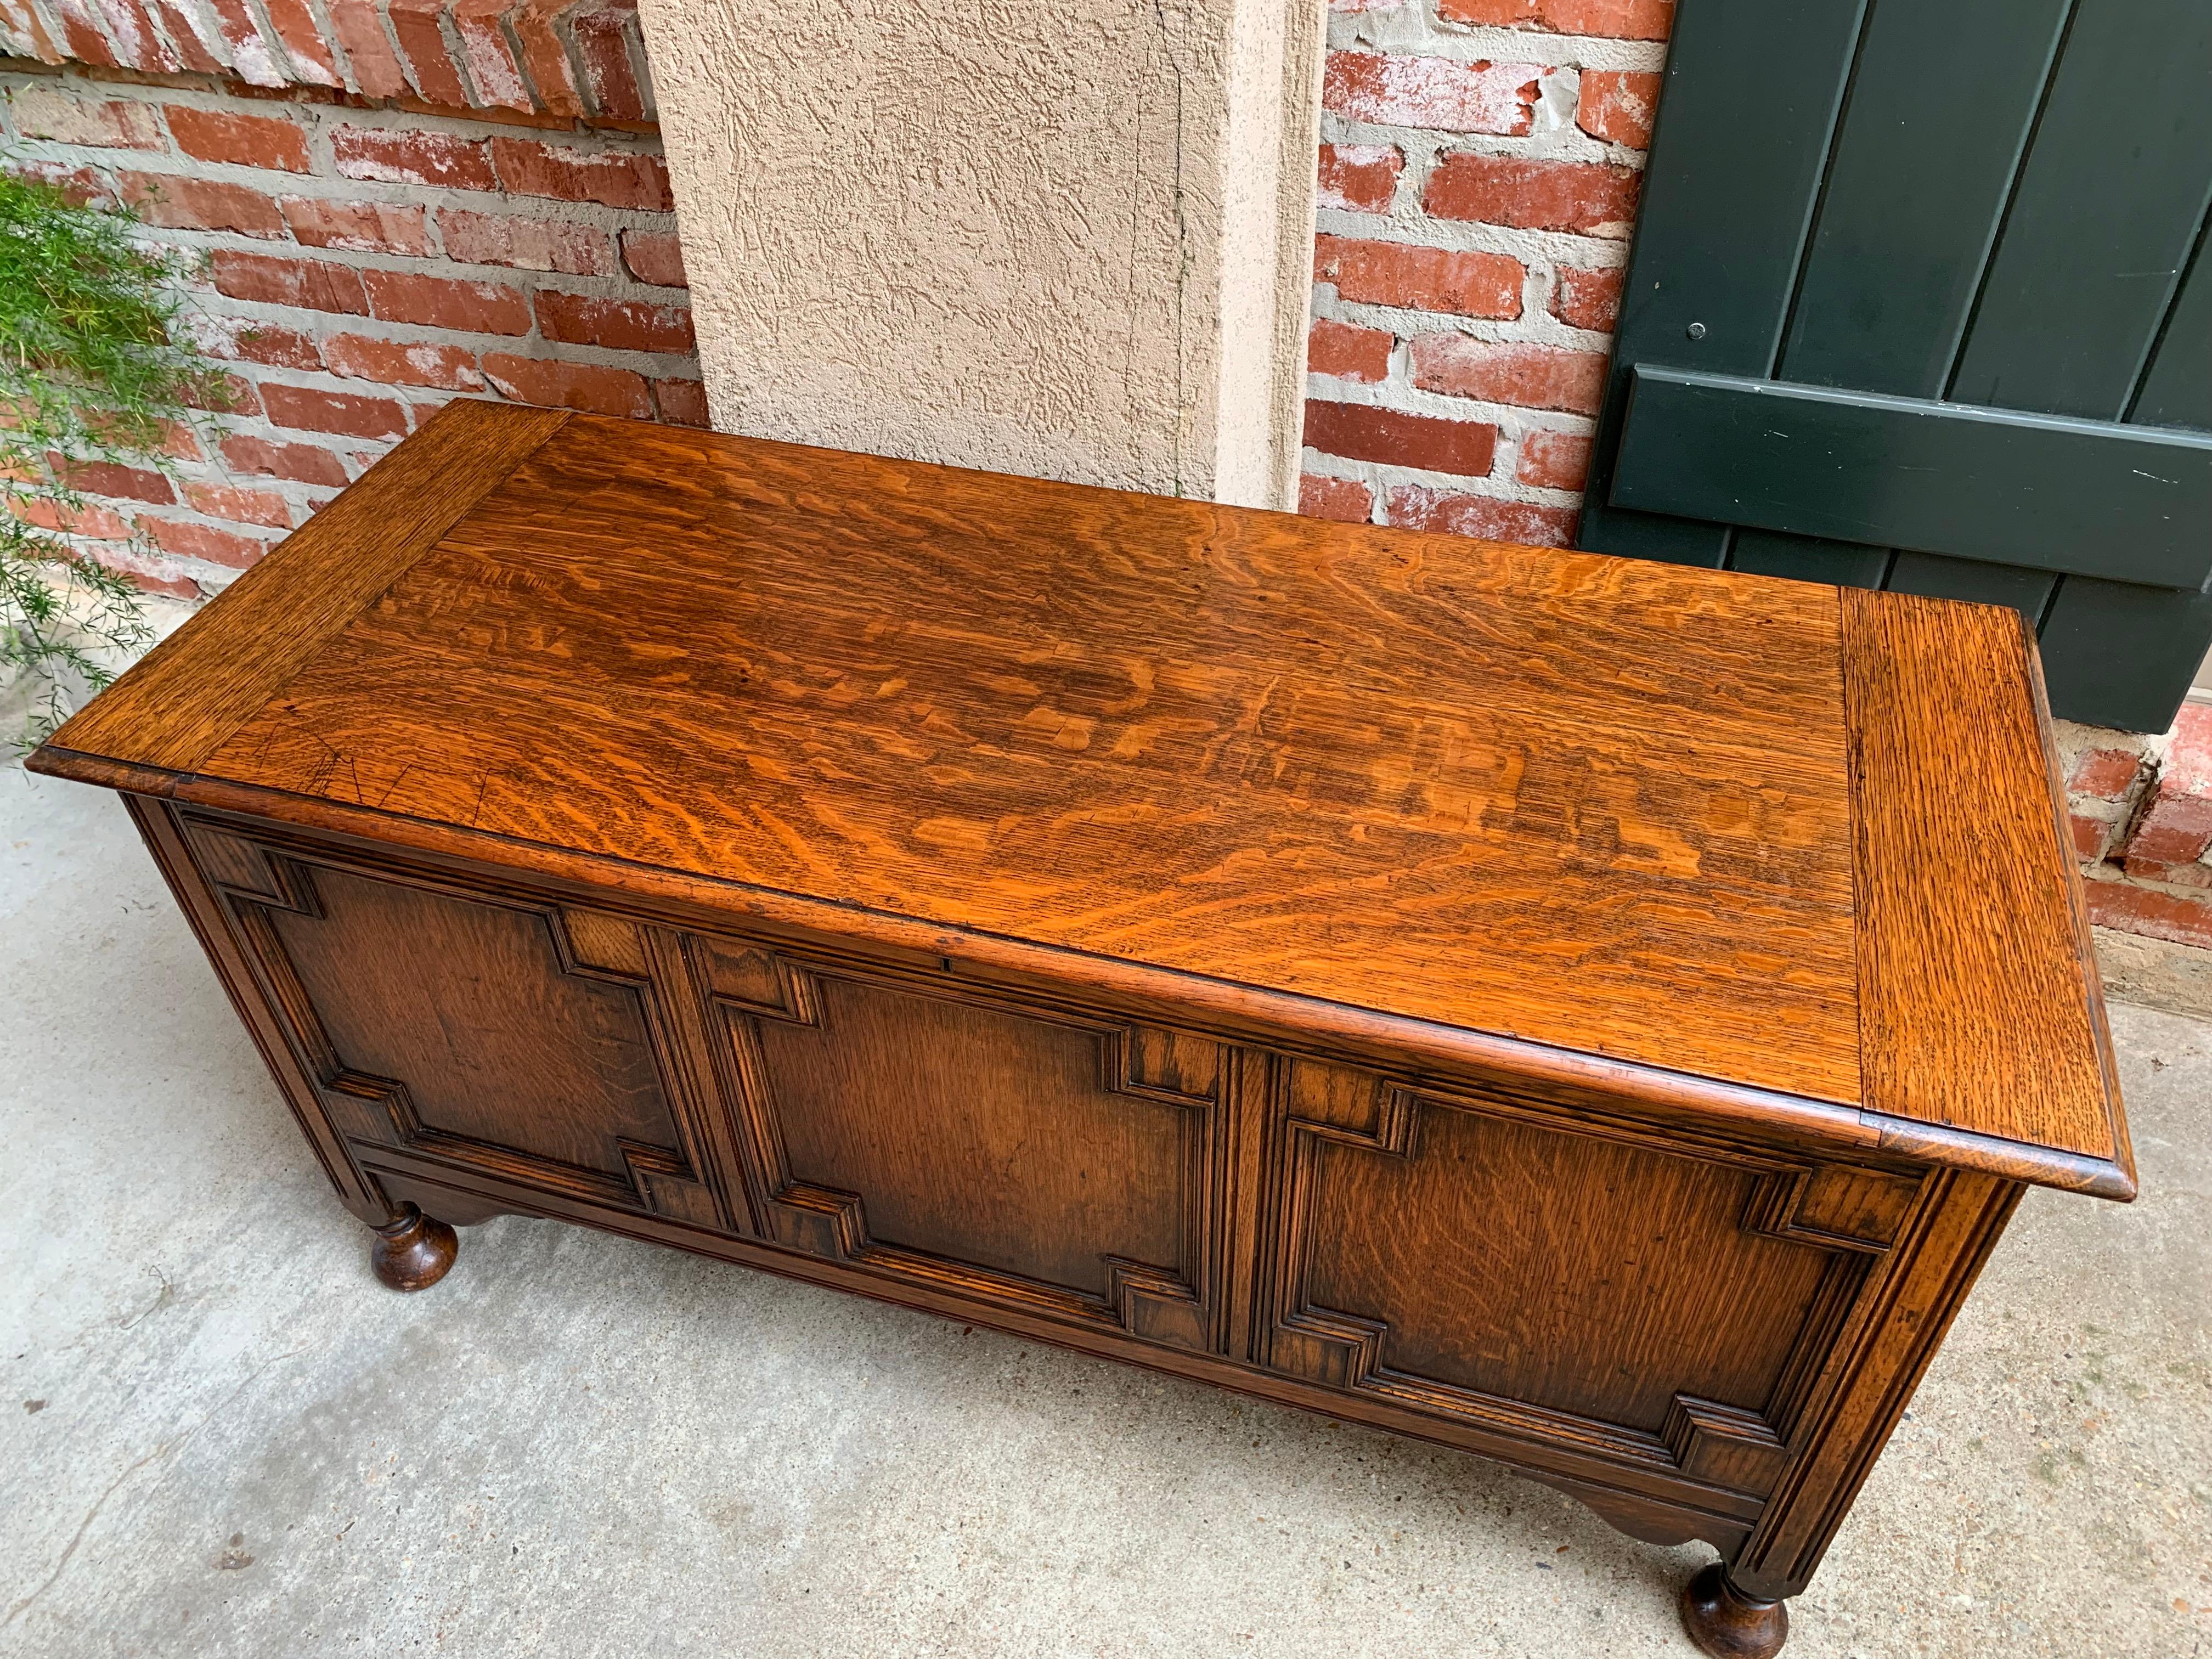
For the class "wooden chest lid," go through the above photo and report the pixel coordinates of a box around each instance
[32,400,2130,1199]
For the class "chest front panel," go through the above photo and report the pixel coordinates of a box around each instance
[178,808,1936,1523]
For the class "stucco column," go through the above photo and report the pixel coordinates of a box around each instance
[635,0,1325,509]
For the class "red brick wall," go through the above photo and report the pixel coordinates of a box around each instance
[2065,707,2212,952]
[1298,0,1663,544]
[1,0,695,601]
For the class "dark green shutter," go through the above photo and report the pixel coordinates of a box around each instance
[1579,0,2212,732]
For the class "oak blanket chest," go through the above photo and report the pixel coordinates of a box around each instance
[32,400,2133,1656]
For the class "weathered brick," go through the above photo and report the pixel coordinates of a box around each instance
[194,0,281,87]
[452,0,536,112]
[1299,474,1374,523]
[572,1,647,121]
[12,161,113,207]
[481,354,653,417]
[116,171,284,237]
[2114,706,2212,881]
[1436,0,1674,40]
[163,104,311,171]
[49,454,174,504]
[70,0,175,70]
[0,0,65,61]
[2132,859,2212,891]
[151,419,201,460]
[113,0,184,66]
[1577,70,1660,148]
[250,0,340,82]
[1324,52,1542,136]
[262,383,411,439]
[1550,264,1623,332]
[1411,337,1608,415]
[2124,834,2212,885]
[2082,876,2212,950]
[440,207,615,275]
[1317,143,1403,214]
[199,315,324,371]
[653,376,709,426]
[1308,319,1393,383]
[6,84,163,147]
[492,137,673,210]
[387,0,472,107]
[1315,234,1523,319]
[11,493,133,538]
[508,0,588,117]
[620,228,688,287]
[1515,427,1591,490]
[362,268,533,334]
[2165,702,2212,792]
[210,250,369,314]
[333,125,496,190]
[219,433,351,486]
[324,0,410,98]
[1386,483,1579,548]
[2069,747,2147,802]
[2124,794,2212,868]
[2070,811,2114,864]
[324,333,485,390]
[183,480,292,528]
[1304,400,1496,477]
[47,0,114,65]
[145,0,223,71]
[140,512,271,567]
[97,545,200,600]
[534,291,695,353]
[279,196,432,255]
[187,370,260,416]
[1426,153,1641,238]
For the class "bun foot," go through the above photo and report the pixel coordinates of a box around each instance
[370,1204,458,1291]
[1681,1562,1789,1659]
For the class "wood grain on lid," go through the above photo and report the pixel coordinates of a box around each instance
[186,416,1862,1102]
[48,400,571,777]
[1841,587,2125,1170]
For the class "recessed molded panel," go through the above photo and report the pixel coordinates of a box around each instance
[266,868,676,1177]
[189,832,727,1226]
[717,956,1223,1346]
[1263,1059,1867,1482]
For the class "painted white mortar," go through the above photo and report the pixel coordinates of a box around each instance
[636,0,1324,507]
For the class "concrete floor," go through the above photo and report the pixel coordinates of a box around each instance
[2,765,2207,1659]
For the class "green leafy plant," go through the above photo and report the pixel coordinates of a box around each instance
[0,167,224,749]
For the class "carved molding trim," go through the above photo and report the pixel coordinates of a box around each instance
[1743,1166,1922,1255]
[1663,1396,1791,1498]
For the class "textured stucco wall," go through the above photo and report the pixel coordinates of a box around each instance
[636,0,1324,507]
